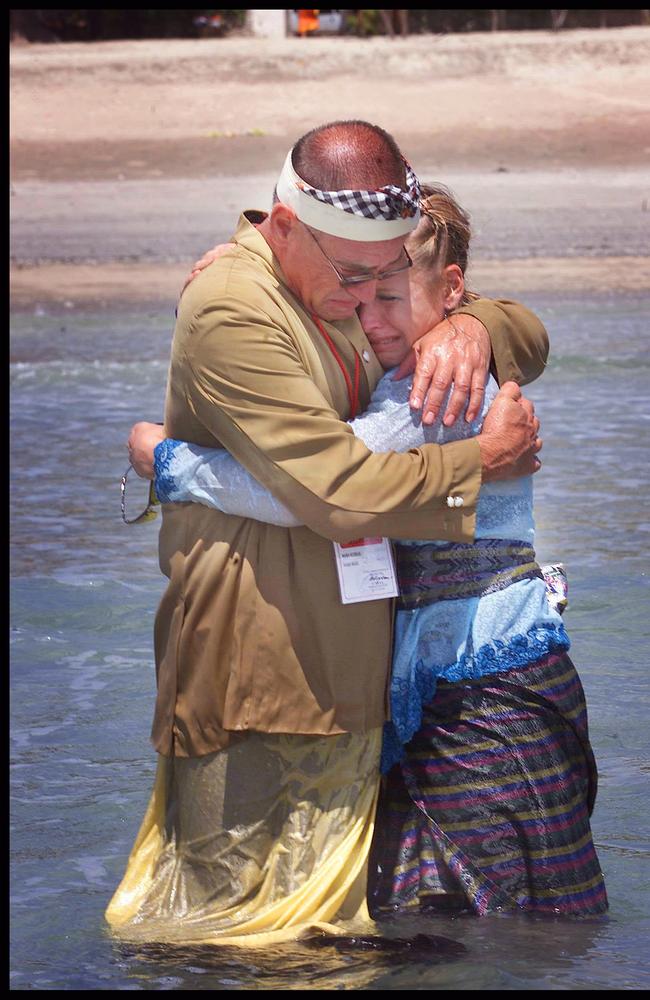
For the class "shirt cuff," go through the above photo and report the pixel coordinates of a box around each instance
[436,436,482,540]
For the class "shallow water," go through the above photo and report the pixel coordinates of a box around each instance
[10,293,650,989]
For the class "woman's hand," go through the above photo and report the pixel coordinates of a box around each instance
[180,243,235,296]
[127,422,166,480]
[394,315,491,427]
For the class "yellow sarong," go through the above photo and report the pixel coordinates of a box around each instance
[106,729,381,948]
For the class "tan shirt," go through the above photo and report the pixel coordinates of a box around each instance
[152,213,548,757]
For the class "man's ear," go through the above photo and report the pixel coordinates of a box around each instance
[268,203,299,248]
[443,264,465,312]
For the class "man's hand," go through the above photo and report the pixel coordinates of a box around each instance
[394,314,490,427]
[127,422,166,480]
[478,382,542,482]
[180,243,235,296]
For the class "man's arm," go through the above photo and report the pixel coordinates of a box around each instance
[165,295,538,544]
[456,298,549,387]
[129,377,495,527]
[172,295,483,543]
[129,373,539,527]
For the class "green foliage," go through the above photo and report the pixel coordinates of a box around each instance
[343,10,381,36]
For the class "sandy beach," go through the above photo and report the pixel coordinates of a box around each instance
[9,26,650,309]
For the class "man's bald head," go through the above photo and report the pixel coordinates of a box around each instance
[292,120,407,192]
[261,120,414,320]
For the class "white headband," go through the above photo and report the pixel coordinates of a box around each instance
[275,149,421,241]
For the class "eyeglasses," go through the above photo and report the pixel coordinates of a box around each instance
[303,225,413,286]
[120,464,159,524]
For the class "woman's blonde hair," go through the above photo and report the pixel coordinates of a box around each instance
[407,183,478,304]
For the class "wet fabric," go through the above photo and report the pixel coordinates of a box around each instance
[368,652,608,917]
[106,729,381,948]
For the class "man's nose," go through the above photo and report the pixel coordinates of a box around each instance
[348,279,378,305]
[358,300,382,330]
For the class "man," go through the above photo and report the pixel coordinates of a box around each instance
[107,120,544,946]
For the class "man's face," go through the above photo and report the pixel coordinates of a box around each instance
[282,223,409,322]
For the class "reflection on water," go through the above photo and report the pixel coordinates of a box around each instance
[10,295,650,989]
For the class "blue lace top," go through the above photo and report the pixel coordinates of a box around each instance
[154,372,569,773]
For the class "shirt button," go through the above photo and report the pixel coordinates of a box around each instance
[446,496,455,508]
[362,349,370,363]
[454,496,464,508]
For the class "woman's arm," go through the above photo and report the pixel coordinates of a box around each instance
[154,438,301,527]
[127,421,300,526]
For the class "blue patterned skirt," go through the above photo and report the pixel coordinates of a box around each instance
[368,651,608,918]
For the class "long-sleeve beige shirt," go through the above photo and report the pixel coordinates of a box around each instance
[151,213,548,757]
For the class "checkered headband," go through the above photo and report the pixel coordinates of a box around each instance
[275,148,421,241]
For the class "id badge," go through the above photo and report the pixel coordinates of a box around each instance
[333,537,399,604]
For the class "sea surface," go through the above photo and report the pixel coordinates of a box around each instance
[10,293,650,989]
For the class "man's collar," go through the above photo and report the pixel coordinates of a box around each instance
[231,210,273,264]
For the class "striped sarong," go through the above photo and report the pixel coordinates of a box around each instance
[396,538,543,610]
[368,651,608,917]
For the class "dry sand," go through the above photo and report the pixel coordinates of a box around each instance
[9,27,650,309]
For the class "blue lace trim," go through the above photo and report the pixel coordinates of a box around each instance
[381,621,571,774]
[153,439,183,503]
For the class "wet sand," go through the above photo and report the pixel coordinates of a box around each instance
[9,27,650,308]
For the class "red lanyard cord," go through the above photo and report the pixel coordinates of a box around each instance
[311,314,361,420]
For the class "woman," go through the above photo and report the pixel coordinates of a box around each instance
[123,185,607,922]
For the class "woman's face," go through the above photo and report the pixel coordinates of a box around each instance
[358,265,449,369]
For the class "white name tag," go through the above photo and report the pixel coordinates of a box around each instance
[333,537,399,604]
